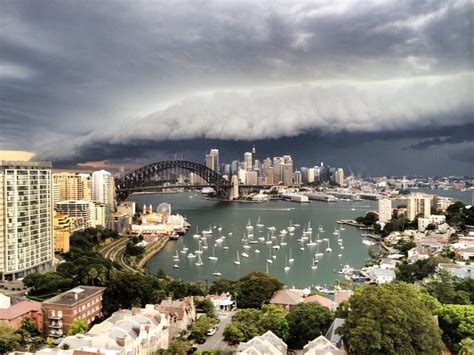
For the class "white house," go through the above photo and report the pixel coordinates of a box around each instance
[238,331,287,355]
[365,267,396,284]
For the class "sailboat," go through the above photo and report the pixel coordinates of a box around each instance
[180,243,189,253]
[222,240,229,250]
[212,271,222,276]
[195,253,204,266]
[208,247,218,260]
[307,233,316,246]
[307,221,313,232]
[315,242,324,257]
[333,227,340,235]
[284,256,290,272]
[280,234,287,246]
[218,225,223,232]
[243,235,251,249]
[202,225,213,235]
[300,239,305,251]
[173,251,180,260]
[289,249,294,263]
[195,241,203,254]
[318,224,325,233]
[173,263,180,268]
[193,226,200,239]
[202,238,208,250]
[326,239,332,253]
[254,248,261,254]
[311,258,318,270]
[246,218,254,231]
[340,239,345,250]
[287,221,295,233]
[256,217,264,228]
[187,252,196,258]
[234,251,241,265]
[266,247,273,263]
[265,233,272,244]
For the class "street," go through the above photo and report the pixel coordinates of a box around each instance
[195,311,237,353]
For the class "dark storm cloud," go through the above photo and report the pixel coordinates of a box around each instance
[1,0,473,174]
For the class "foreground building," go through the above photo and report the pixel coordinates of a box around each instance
[0,294,42,332]
[42,286,105,337]
[0,160,54,280]
[157,297,195,339]
[238,330,288,354]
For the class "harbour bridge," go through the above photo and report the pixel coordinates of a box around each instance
[115,160,235,201]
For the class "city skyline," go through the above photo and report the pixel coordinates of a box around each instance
[1,1,473,175]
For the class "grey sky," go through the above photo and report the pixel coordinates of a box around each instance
[1,0,473,174]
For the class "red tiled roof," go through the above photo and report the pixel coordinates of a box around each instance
[303,295,333,310]
[0,300,41,320]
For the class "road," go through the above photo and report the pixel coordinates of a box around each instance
[195,311,237,353]
[100,237,137,272]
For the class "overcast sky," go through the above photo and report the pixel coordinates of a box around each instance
[1,0,473,175]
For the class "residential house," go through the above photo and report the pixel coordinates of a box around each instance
[303,294,335,311]
[208,293,234,311]
[325,318,346,350]
[379,258,399,270]
[303,335,347,355]
[407,246,431,263]
[269,289,306,310]
[156,297,195,339]
[0,295,42,332]
[42,286,105,338]
[58,305,169,354]
[365,267,396,284]
[238,330,287,355]
[437,263,473,279]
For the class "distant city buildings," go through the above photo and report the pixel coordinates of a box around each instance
[0,160,54,281]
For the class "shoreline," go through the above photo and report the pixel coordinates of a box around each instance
[138,236,170,271]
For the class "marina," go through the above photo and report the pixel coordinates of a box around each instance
[131,192,377,288]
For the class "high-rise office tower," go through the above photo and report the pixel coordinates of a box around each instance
[244,152,252,171]
[282,164,293,186]
[209,149,220,173]
[263,157,272,176]
[335,168,344,186]
[0,160,54,280]
[307,168,315,183]
[273,157,284,184]
[266,167,274,185]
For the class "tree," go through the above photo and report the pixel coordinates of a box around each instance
[23,272,74,295]
[0,323,19,353]
[426,270,473,305]
[164,338,190,354]
[67,318,88,336]
[191,316,217,342]
[286,302,334,349]
[236,272,282,308]
[223,322,246,345]
[396,257,448,283]
[16,317,40,344]
[435,304,474,353]
[459,337,474,355]
[209,278,235,295]
[195,298,216,318]
[224,308,263,344]
[340,283,443,355]
[259,304,289,341]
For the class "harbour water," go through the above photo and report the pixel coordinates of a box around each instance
[129,192,377,288]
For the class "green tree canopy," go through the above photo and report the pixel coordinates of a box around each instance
[236,272,282,308]
[259,304,289,341]
[195,297,216,318]
[286,302,334,349]
[435,304,474,353]
[0,323,20,353]
[191,316,217,342]
[341,283,443,355]
[67,318,88,336]
[426,270,473,305]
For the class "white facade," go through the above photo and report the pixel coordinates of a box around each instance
[92,170,115,225]
[0,161,54,280]
[335,168,344,187]
[55,200,96,228]
[307,168,315,183]
[407,193,432,221]
[378,198,392,223]
[365,267,396,284]
[244,152,253,171]
[418,215,446,231]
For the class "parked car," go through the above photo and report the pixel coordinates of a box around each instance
[206,326,218,336]
[197,337,206,344]
[187,346,198,354]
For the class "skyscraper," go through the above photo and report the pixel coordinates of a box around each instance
[282,164,293,186]
[91,170,115,225]
[0,160,54,280]
[53,172,92,201]
[244,152,252,171]
[406,193,432,221]
[209,149,220,173]
[335,168,344,186]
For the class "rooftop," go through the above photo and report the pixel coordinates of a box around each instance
[0,300,41,320]
[43,286,105,306]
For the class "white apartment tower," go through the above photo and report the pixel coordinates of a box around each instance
[0,160,54,280]
[205,149,220,173]
[335,168,344,186]
[407,193,432,221]
[91,170,115,225]
[53,172,92,201]
[378,198,392,223]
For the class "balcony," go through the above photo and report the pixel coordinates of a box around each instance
[49,314,62,320]
[49,321,63,328]
[49,329,63,337]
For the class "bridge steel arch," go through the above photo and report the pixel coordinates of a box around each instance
[115,160,231,201]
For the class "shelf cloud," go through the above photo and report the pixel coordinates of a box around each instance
[1,0,473,174]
